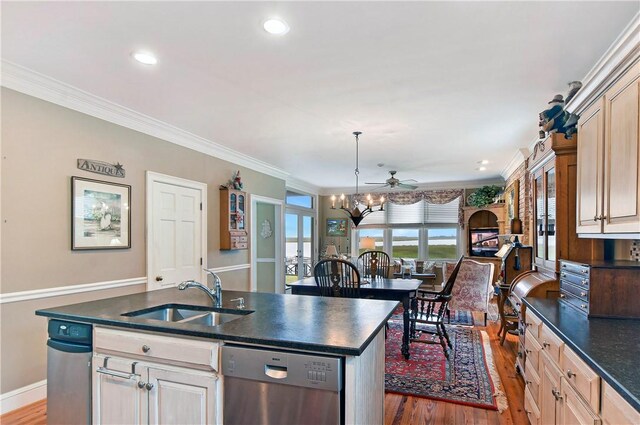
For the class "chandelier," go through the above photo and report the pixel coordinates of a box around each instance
[330,131,385,227]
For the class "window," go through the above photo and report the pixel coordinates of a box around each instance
[353,197,460,260]
[358,229,384,255]
[286,190,313,208]
[427,228,458,259]
[392,229,419,259]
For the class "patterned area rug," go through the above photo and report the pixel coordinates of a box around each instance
[385,322,507,411]
[390,307,474,326]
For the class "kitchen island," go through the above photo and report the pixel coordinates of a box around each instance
[37,288,398,424]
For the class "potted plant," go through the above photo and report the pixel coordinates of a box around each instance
[467,185,503,208]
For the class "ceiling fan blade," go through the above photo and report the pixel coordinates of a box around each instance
[365,182,387,185]
[400,179,418,183]
[397,183,418,190]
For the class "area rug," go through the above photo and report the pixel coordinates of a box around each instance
[389,307,474,326]
[385,322,507,411]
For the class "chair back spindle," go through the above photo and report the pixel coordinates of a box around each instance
[314,259,361,298]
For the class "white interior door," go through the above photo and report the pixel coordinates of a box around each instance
[147,172,207,291]
[250,195,284,294]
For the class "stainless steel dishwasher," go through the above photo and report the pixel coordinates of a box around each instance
[46,319,92,425]
[222,344,343,425]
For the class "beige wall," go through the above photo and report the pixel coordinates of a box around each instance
[0,88,284,394]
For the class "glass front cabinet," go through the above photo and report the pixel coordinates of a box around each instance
[220,188,248,250]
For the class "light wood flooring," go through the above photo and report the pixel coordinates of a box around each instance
[0,318,525,425]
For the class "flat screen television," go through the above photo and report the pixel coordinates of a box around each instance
[469,228,500,257]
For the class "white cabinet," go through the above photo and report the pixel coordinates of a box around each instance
[561,378,601,425]
[540,350,564,425]
[577,62,640,236]
[93,327,220,425]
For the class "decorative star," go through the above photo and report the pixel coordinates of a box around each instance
[113,162,124,171]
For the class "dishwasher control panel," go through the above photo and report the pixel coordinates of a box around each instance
[48,319,92,344]
[221,344,342,392]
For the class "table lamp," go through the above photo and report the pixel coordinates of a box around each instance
[325,244,339,258]
[359,237,376,251]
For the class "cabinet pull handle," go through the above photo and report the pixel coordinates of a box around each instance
[580,292,587,297]
[97,367,137,381]
[552,389,563,401]
[542,341,550,348]
[561,272,567,278]
[567,370,576,379]
[560,294,566,298]
[581,304,587,309]
[582,279,588,285]
[593,215,598,222]
[145,382,154,391]
[142,345,151,353]
[137,381,146,388]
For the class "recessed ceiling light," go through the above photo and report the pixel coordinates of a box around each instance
[132,51,158,65]
[478,166,487,171]
[480,159,489,165]
[263,18,290,35]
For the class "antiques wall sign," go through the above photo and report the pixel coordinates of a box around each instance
[77,159,126,178]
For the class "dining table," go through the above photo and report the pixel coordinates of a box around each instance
[287,276,422,359]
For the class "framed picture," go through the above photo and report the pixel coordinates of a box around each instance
[72,176,131,250]
[326,218,348,237]
[505,180,519,223]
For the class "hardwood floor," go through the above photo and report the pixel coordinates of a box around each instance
[0,317,525,425]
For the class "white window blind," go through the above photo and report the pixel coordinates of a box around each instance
[424,197,460,223]
[387,201,424,225]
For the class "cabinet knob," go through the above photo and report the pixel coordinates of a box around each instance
[542,341,550,348]
[142,345,151,353]
[582,269,588,274]
[567,370,576,379]
[580,292,587,297]
[593,215,598,222]
[145,383,154,391]
[581,304,587,309]
[137,381,146,389]
[552,389,563,401]
[155,276,163,282]
[561,273,567,278]
[560,294,565,298]
[582,279,588,285]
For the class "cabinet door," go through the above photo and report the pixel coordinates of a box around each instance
[147,366,217,425]
[92,355,146,425]
[561,378,601,425]
[577,99,605,233]
[540,352,562,425]
[603,62,640,233]
[534,170,546,267]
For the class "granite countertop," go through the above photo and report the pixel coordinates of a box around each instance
[36,288,398,356]
[524,297,640,411]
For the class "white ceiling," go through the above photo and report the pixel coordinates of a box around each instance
[2,2,637,190]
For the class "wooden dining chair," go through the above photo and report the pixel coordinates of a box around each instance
[358,250,391,279]
[409,256,464,358]
[313,259,361,298]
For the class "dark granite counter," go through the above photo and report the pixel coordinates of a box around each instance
[524,297,640,411]
[36,288,398,356]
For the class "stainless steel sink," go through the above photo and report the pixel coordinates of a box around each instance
[180,312,244,326]
[123,304,250,326]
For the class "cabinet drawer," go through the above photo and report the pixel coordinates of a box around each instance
[560,291,590,315]
[524,310,542,341]
[524,329,542,373]
[562,345,600,412]
[540,324,563,365]
[524,385,541,425]
[524,358,541,408]
[560,261,590,277]
[561,280,589,301]
[94,327,219,371]
[562,378,601,425]
[560,271,590,288]
[601,381,640,425]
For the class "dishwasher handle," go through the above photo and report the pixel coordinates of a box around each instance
[47,339,92,353]
[264,365,288,380]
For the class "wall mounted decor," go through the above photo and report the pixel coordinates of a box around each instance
[505,180,519,223]
[326,218,348,237]
[77,159,125,178]
[260,219,273,239]
[220,187,248,250]
[71,176,131,250]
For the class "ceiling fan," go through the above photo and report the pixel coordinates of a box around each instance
[365,171,418,190]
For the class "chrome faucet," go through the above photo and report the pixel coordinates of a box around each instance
[177,270,223,307]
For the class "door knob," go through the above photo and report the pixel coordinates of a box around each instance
[155,276,163,282]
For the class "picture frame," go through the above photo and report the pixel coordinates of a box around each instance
[326,218,348,237]
[71,176,131,250]
[505,180,519,223]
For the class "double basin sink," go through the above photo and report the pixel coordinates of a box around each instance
[122,304,252,326]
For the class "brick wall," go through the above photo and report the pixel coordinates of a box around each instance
[504,160,532,245]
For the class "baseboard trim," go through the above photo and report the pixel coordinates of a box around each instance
[0,277,146,304]
[206,264,251,274]
[0,380,46,415]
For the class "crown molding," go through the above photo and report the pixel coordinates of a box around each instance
[500,148,529,179]
[286,176,320,195]
[0,60,290,181]
[566,12,640,114]
[318,177,506,196]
